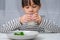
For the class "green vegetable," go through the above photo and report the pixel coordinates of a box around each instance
[14,32,24,36]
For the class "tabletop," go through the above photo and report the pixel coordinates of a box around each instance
[0,33,60,40]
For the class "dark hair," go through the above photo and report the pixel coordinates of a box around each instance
[22,0,41,7]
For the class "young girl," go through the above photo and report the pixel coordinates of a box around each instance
[0,0,60,33]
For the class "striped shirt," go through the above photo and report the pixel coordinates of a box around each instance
[0,17,60,33]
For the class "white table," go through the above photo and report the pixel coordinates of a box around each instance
[0,33,60,40]
[34,33,60,40]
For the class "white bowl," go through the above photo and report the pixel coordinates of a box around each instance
[7,31,39,40]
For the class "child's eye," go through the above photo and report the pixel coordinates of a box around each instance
[32,6,37,8]
[25,6,29,9]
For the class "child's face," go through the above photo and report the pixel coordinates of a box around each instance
[22,0,40,14]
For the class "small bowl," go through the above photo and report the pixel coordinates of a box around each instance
[7,31,39,40]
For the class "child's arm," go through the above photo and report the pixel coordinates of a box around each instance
[39,19,60,33]
[0,18,21,33]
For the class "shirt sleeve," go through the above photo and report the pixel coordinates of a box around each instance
[0,18,21,33]
[39,18,60,33]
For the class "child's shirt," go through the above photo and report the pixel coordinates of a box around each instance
[0,17,60,33]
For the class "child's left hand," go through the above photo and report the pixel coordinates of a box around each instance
[31,13,42,24]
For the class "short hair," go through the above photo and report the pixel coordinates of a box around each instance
[22,0,41,7]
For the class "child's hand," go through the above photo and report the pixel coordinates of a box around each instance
[20,14,31,24]
[32,13,42,24]
[20,13,42,24]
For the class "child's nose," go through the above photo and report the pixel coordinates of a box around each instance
[29,7,33,12]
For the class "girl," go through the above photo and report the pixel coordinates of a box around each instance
[0,0,60,33]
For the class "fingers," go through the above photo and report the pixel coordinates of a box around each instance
[32,13,39,20]
[32,13,38,17]
[20,16,26,23]
[33,18,40,22]
[33,17,39,20]
[32,13,40,23]
[20,13,41,24]
[33,13,38,16]
[25,15,31,22]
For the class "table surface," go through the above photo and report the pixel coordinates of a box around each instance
[0,33,60,40]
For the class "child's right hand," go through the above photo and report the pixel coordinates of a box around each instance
[20,14,31,24]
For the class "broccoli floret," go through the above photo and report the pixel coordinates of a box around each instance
[14,32,24,36]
